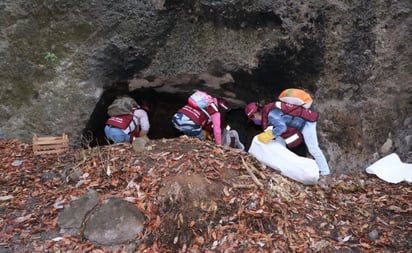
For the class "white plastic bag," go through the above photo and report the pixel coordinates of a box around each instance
[365,153,412,183]
[248,136,319,184]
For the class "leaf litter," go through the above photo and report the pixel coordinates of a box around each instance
[0,136,411,252]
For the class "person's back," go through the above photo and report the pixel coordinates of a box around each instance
[172,91,223,144]
[105,96,150,144]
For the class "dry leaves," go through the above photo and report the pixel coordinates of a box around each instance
[0,137,411,252]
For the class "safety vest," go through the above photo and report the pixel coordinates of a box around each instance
[106,108,136,130]
[262,101,319,148]
[178,102,219,127]
[106,106,148,133]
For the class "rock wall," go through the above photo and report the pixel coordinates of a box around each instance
[0,0,411,172]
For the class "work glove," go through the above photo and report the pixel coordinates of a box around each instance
[258,129,275,144]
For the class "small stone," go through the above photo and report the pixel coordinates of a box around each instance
[405,135,411,147]
[132,137,149,152]
[194,236,205,246]
[368,229,379,240]
[380,138,392,154]
[68,168,82,182]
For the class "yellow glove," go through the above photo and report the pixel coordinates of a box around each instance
[202,130,213,140]
[258,130,275,144]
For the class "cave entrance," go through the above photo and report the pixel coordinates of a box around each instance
[82,41,323,156]
[82,85,185,147]
[81,83,258,149]
[82,81,309,157]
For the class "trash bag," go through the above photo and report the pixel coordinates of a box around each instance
[365,153,412,183]
[248,136,319,184]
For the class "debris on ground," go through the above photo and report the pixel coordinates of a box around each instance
[0,137,411,252]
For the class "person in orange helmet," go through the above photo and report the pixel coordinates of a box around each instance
[245,89,330,175]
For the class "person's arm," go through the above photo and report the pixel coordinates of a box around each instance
[211,112,222,144]
[268,110,287,137]
[135,109,150,136]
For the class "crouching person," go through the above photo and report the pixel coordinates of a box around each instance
[105,96,150,144]
[245,89,330,176]
[172,91,223,145]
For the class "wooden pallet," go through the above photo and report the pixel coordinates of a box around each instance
[32,133,69,155]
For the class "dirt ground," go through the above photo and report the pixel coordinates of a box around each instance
[0,137,411,252]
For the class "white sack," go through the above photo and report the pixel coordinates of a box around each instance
[365,153,412,183]
[248,136,319,185]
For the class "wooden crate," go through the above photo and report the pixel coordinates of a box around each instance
[33,133,69,155]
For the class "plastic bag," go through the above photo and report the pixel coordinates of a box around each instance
[248,136,319,184]
[365,153,412,183]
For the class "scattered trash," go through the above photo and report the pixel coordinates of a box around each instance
[342,234,352,242]
[11,160,23,166]
[0,195,14,201]
[365,153,412,183]
[52,237,64,242]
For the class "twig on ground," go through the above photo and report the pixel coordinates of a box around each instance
[241,157,264,189]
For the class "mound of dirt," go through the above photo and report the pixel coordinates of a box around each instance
[0,137,411,252]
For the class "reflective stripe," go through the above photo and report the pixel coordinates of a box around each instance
[284,133,300,144]
[219,103,229,111]
[275,101,282,108]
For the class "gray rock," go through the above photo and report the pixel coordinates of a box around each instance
[367,229,379,241]
[83,197,145,245]
[57,190,99,234]
[380,138,393,155]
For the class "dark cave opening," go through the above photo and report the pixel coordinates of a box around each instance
[81,81,308,157]
[82,86,184,147]
[82,85,258,148]
[82,41,323,157]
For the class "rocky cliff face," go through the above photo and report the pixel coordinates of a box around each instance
[0,0,411,172]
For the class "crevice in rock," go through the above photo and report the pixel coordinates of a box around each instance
[163,1,283,30]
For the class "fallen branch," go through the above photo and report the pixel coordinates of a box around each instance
[249,162,267,180]
[232,183,257,189]
[241,157,264,189]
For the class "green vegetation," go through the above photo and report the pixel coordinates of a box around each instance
[44,52,58,62]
